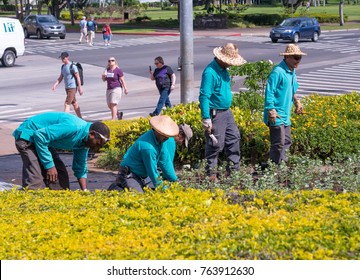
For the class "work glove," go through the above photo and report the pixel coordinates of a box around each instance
[202,119,218,145]
[202,119,212,133]
[268,109,278,125]
[294,99,304,114]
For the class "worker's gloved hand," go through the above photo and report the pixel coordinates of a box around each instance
[294,99,304,114]
[268,109,278,125]
[202,119,212,133]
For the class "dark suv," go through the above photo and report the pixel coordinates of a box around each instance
[270,17,321,43]
[23,14,66,39]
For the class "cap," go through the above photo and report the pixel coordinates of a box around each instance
[59,52,69,59]
[179,124,193,147]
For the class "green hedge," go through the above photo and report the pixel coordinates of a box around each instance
[60,10,84,21]
[98,92,360,170]
[241,13,346,26]
[243,13,285,26]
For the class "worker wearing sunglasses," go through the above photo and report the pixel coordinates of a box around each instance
[263,44,307,165]
[13,112,110,191]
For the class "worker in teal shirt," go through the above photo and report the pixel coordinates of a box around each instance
[112,115,179,193]
[199,43,246,181]
[264,44,305,164]
[13,112,110,191]
[160,124,193,176]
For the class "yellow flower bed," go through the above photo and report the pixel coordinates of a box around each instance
[1,188,359,260]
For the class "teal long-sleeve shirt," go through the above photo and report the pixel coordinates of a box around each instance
[159,137,177,181]
[120,130,177,188]
[13,112,91,179]
[199,58,233,119]
[264,59,299,127]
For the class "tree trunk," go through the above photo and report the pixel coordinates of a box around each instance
[339,0,344,26]
[67,1,75,25]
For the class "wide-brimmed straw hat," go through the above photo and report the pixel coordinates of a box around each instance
[149,115,179,137]
[213,43,247,66]
[279,44,307,56]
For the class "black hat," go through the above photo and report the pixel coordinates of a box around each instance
[59,52,69,59]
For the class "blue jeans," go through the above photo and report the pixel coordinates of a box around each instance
[153,87,172,115]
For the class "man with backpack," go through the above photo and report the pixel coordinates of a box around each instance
[52,52,83,118]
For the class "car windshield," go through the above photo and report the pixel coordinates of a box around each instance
[38,16,59,24]
[280,19,301,27]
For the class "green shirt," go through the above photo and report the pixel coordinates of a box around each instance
[121,130,177,188]
[264,59,299,126]
[13,112,91,179]
[199,58,233,119]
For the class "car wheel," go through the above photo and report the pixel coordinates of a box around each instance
[312,32,319,42]
[24,28,30,38]
[271,38,278,43]
[36,29,43,39]
[1,50,16,67]
[292,33,299,43]
[60,35,66,39]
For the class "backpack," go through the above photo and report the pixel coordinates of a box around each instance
[62,62,84,86]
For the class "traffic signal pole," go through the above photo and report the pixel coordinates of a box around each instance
[179,0,194,104]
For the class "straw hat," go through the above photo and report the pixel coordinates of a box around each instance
[213,43,247,66]
[279,44,307,56]
[149,116,179,137]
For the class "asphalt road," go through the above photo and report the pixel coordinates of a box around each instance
[1,30,360,125]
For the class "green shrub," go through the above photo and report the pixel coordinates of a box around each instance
[243,13,285,26]
[60,10,84,21]
[311,13,348,23]
[99,92,360,170]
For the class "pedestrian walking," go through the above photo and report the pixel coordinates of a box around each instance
[101,57,128,120]
[264,44,305,165]
[52,51,83,118]
[102,23,112,46]
[306,1,310,12]
[199,43,246,181]
[149,56,176,117]
[108,115,179,193]
[13,112,110,191]
[79,16,88,44]
[86,16,97,46]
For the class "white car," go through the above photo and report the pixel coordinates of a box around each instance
[0,17,25,67]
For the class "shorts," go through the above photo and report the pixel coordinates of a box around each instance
[80,28,87,36]
[88,30,95,39]
[103,34,111,41]
[106,87,122,105]
[65,88,77,105]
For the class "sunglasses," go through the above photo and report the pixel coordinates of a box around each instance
[108,59,115,62]
[292,56,302,61]
[154,62,160,65]
[94,131,110,143]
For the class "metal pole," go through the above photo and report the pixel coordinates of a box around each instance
[179,0,194,104]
